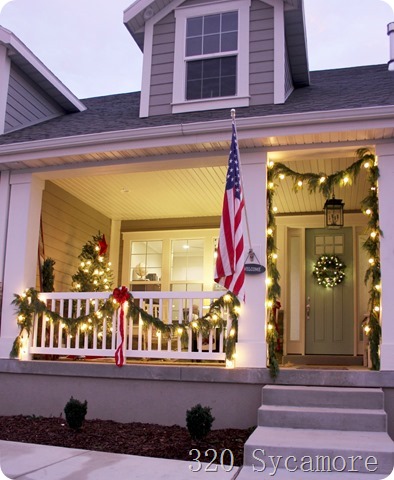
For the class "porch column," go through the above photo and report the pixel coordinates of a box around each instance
[0,173,44,358]
[236,151,267,368]
[376,144,394,370]
[0,171,10,285]
[109,219,121,285]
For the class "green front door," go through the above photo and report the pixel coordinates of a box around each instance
[305,228,354,355]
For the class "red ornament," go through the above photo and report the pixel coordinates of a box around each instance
[98,234,108,255]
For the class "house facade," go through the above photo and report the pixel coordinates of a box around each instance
[1,0,394,429]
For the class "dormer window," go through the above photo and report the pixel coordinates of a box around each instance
[185,12,238,100]
[173,0,250,114]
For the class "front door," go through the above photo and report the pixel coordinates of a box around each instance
[305,228,354,355]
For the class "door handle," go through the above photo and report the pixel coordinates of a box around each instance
[306,297,311,321]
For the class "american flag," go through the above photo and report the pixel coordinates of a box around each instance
[214,121,245,299]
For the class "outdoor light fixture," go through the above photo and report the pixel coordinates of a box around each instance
[324,195,344,229]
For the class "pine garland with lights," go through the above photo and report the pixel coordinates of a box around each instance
[71,232,113,292]
[358,148,381,370]
[10,288,240,363]
[266,164,281,378]
[268,148,381,370]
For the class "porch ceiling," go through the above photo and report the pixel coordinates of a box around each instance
[50,150,371,221]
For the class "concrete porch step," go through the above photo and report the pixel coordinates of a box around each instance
[258,404,387,432]
[262,385,384,410]
[243,426,394,475]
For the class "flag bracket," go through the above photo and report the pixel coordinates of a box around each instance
[244,248,266,275]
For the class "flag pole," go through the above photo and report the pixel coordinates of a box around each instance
[231,109,256,264]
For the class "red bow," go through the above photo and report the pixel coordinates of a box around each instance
[98,234,108,255]
[113,286,130,367]
[113,286,130,305]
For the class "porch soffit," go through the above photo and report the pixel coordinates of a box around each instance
[45,153,370,222]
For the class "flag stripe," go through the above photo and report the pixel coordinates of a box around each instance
[214,121,245,300]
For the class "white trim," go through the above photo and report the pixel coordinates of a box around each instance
[0,26,85,112]
[172,95,250,114]
[139,21,154,118]
[2,105,394,162]
[172,0,250,113]
[273,0,285,104]
[0,45,10,134]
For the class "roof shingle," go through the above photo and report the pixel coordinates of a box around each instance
[0,64,393,146]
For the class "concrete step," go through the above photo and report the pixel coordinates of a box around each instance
[262,385,384,410]
[236,465,391,479]
[258,404,387,432]
[244,426,394,475]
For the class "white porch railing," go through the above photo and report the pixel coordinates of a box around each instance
[29,291,231,362]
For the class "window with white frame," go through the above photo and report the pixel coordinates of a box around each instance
[185,12,238,100]
[173,0,250,113]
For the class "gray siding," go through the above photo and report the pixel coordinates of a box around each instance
[284,44,294,99]
[149,12,175,116]
[41,182,111,292]
[5,64,64,133]
[147,0,277,115]
[249,0,274,106]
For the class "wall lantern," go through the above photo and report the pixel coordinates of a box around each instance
[324,196,344,228]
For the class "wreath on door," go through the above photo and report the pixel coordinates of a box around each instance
[313,255,346,288]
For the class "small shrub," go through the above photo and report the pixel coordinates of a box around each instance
[64,396,88,431]
[186,403,215,440]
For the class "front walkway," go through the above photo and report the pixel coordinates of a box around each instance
[0,440,389,479]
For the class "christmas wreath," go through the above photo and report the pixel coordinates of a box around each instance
[313,255,346,288]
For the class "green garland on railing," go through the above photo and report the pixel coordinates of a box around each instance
[268,148,381,370]
[10,288,240,363]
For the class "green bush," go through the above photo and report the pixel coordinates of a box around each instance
[186,403,215,440]
[64,396,88,430]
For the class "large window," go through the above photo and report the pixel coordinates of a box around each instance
[173,0,250,113]
[185,12,238,100]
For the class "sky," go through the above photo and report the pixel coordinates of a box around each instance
[0,0,393,99]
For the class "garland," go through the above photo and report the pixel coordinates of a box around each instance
[10,288,240,364]
[268,148,381,370]
[266,166,281,378]
[313,255,346,288]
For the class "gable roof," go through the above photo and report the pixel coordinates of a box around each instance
[0,26,86,114]
[0,64,393,148]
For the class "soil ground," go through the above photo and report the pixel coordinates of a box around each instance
[0,415,254,466]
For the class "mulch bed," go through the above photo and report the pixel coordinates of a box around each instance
[0,416,254,466]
